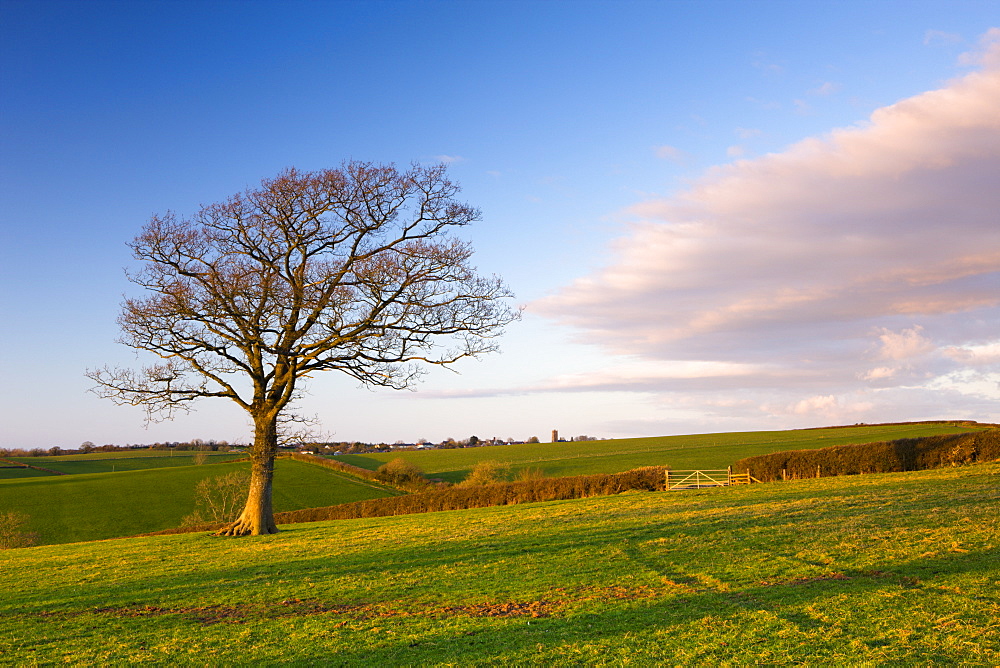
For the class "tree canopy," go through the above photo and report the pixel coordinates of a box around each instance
[89,161,519,535]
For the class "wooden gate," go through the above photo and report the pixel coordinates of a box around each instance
[665,467,760,490]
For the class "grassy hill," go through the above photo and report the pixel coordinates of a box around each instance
[1,422,988,546]
[6,451,246,475]
[338,422,988,482]
[0,458,401,545]
[3,461,997,665]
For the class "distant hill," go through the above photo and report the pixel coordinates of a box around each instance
[335,421,991,482]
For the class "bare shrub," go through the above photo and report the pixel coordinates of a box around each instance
[514,466,547,482]
[375,457,424,485]
[193,450,210,465]
[460,460,510,487]
[0,511,39,549]
[373,457,435,492]
[182,470,251,526]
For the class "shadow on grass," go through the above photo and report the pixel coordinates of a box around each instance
[8,466,999,663]
[47,542,991,665]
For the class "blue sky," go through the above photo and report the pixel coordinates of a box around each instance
[2,0,998,448]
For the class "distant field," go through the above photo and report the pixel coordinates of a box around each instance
[337,422,987,482]
[0,458,401,545]
[3,461,997,664]
[0,466,52,479]
[7,452,246,475]
[21,449,241,460]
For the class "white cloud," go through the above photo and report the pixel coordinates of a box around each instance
[735,127,762,139]
[860,367,895,381]
[796,396,875,419]
[874,326,934,361]
[924,30,963,47]
[793,395,837,414]
[532,30,1000,422]
[943,342,1000,366]
[809,81,841,96]
[752,52,785,75]
[960,28,1000,67]
[654,144,688,162]
[746,97,782,111]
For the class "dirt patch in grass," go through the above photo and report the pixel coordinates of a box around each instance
[90,600,365,625]
[437,600,557,618]
[87,598,557,625]
[758,572,851,587]
[72,584,667,626]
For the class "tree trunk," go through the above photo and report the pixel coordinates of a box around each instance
[217,414,280,536]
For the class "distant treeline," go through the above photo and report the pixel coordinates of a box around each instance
[733,429,1000,482]
[0,440,239,458]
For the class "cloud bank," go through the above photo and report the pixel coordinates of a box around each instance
[534,31,1000,426]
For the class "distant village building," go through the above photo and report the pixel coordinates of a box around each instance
[551,429,558,443]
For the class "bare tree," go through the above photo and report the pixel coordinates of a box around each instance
[88,162,519,536]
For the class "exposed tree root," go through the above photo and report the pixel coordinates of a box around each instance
[215,518,279,537]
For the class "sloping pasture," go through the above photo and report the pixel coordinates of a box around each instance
[338,422,987,482]
[0,459,400,546]
[6,451,246,475]
[2,462,997,664]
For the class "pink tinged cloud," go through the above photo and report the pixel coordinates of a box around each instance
[533,30,1000,420]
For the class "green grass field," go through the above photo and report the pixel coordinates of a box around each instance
[15,450,242,460]
[0,459,401,546]
[2,423,986,548]
[3,461,997,665]
[0,466,52,479]
[6,452,247,476]
[338,422,987,482]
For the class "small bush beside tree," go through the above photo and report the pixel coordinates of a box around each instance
[182,471,252,527]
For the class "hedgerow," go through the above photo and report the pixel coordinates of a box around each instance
[273,466,666,524]
[143,465,666,537]
[284,452,383,480]
[732,429,1000,482]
